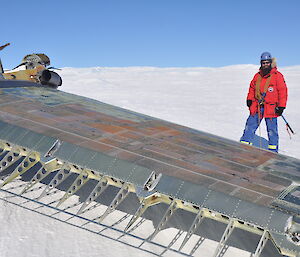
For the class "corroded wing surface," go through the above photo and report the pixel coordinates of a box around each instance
[0,81,299,256]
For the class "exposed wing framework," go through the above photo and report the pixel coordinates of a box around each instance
[0,81,300,256]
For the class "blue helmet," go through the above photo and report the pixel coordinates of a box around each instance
[260,52,272,61]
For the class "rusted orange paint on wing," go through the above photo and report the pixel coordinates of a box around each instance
[89,123,125,134]
[1,86,298,209]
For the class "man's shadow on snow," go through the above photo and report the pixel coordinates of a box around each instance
[252,135,269,150]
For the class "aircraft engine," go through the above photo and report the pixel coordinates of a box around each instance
[39,70,62,88]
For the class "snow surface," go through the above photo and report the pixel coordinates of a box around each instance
[60,65,300,158]
[1,65,300,257]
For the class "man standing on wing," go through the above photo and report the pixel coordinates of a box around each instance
[240,52,288,152]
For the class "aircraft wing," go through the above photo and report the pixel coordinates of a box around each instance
[0,80,299,256]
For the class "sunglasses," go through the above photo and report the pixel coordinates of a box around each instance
[261,61,271,65]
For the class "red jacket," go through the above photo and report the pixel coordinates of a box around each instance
[247,67,288,118]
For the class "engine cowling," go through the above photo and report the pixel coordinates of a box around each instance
[39,70,62,88]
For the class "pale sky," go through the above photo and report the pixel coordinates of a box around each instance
[1,0,300,68]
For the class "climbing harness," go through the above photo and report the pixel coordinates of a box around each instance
[255,74,273,149]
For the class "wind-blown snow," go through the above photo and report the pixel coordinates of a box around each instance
[1,65,299,257]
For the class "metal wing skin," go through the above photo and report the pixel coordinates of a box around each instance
[0,80,299,257]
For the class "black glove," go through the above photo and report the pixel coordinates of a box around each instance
[275,107,285,116]
[246,100,252,108]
